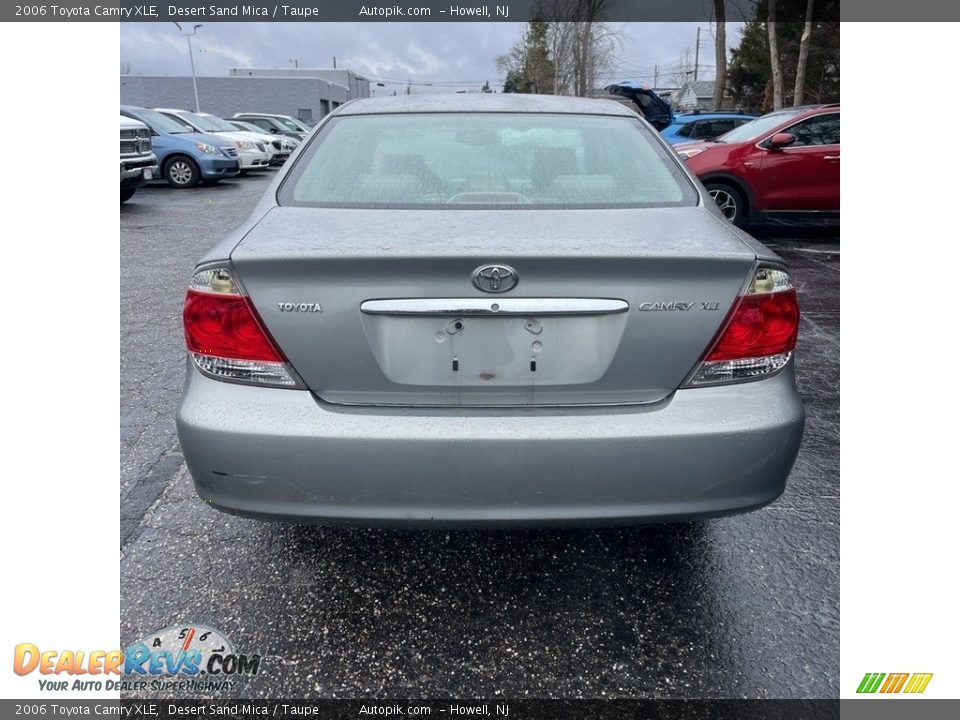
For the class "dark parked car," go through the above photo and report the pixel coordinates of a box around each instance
[228,113,308,141]
[603,82,674,129]
[675,104,840,222]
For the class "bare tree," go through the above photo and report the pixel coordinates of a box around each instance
[571,21,620,96]
[767,0,784,110]
[669,48,695,89]
[568,1,610,96]
[496,31,528,78]
[534,1,576,93]
[712,1,727,109]
[509,0,620,97]
[548,22,577,94]
[793,0,815,105]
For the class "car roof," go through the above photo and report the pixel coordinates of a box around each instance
[768,104,840,118]
[672,112,756,124]
[337,93,638,117]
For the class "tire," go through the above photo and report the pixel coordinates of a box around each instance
[705,182,746,222]
[120,187,136,203]
[163,156,200,188]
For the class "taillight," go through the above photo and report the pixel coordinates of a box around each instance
[688,267,800,386]
[183,266,301,388]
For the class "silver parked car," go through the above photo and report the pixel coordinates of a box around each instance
[177,94,804,526]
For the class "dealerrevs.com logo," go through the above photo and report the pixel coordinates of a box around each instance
[13,624,261,693]
[856,672,933,694]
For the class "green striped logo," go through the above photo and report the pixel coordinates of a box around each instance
[857,672,932,694]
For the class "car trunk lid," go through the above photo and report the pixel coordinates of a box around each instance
[230,206,757,406]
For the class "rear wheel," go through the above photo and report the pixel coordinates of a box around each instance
[120,187,136,203]
[163,156,200,188]
[705,182,746,222]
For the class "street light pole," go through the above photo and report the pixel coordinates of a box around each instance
[173,22,203,111]
[694,26,701,81]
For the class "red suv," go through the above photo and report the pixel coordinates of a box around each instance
[675,104,839,222]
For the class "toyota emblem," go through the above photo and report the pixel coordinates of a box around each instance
[472,264,518,293]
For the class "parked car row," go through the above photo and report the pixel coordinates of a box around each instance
[121,98,839,225]
[603,82,839,223]
[675,103,840,223]
[118,106,306,199]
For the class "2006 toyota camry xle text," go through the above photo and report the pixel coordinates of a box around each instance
[176,95,804,526]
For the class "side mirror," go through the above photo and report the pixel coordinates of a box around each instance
[270,128,278,133]
[768,132,796,149]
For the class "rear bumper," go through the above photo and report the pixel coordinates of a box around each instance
[177,364,804,527]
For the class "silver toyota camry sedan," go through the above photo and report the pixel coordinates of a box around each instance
[176,94,804,526]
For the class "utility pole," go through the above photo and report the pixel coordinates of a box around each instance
[332,56,337,69]
[289,58,299,68]
[653,65,659,87]
[694,26,701,81]
[173,22,203,111]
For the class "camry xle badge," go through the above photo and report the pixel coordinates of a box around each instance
[638,301,720,311]
[473,264,518,293]
[639,302,694,311]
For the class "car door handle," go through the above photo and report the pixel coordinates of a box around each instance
[823,155,840,161]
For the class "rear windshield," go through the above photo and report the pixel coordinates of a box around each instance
[175,111,223,133]
[232,121,261,133]
[198,114,238,132]
[279,112,697,209]
[285,117,311,131]
[131,109,192,134]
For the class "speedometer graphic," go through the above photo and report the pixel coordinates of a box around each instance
[134,624,236,660]
[124,623,260,681]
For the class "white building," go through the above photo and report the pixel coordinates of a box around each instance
[673,81,716,111]
[120,68,370,123]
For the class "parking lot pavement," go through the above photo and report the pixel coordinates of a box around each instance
[120,175,839,698]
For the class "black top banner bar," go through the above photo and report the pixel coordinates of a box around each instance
[5,699,960,720]
[6,0,947,23]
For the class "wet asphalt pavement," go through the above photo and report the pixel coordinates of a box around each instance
[120,172,839,699]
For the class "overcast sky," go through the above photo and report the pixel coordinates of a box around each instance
[120,22,742,93]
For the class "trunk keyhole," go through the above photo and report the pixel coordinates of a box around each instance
[452,357,459,372]
[530,358,537,372]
